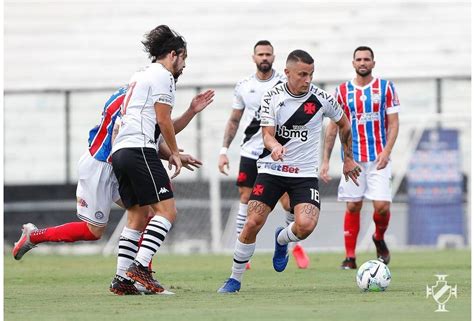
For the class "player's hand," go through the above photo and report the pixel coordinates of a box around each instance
[218,154,230,176]
[168,152,182,179]
[271,145,286,161]
[190,90,215,114]
[376,150,390,170]
[180,153,202,171]
[320,161,331,183]
[343,158,361,186]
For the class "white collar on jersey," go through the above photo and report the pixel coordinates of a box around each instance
[350,77,377,90]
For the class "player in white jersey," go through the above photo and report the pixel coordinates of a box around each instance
[218,40,310,269]
[218,50,360,293]
[110,25,214,294]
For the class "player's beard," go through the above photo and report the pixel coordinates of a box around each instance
[257,61,272,73]
[172,61,184,80]
[356,67,372,77]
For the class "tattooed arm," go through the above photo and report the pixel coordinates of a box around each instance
[335,114,360,186]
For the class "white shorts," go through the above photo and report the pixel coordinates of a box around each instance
[76,152,121,227]
[337,160,392,202]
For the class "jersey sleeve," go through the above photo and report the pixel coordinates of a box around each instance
[322,91,344,122]
[259,90,275,127]
[385,80,400,114]
[151,70,175,107]
[334,85,350,119]
[231,82,245,110]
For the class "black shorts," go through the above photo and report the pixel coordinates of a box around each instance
[236,156,258,188]
[249,173,320,210]
[111,147,174,209]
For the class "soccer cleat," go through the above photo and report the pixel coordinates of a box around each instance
[136,281,175,295]
[109,275,141,295]
[134,282,156,295]
[217,278,241,293]
[292,243,309,269]
[272,227,289,272]
[12,223,38,260]
[126,261,167,293]
[372,235,391,265]
[340,257,357,270]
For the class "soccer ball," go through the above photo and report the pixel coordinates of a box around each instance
[356,260,391,292]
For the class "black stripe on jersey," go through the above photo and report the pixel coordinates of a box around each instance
[154,124,161,142]
[243,80,286,145]
[243,117,260,144]
[260,94,322,158]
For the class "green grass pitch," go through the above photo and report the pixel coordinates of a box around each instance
[4,250,470,321]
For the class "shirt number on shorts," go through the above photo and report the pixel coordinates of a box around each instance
[310,188,320,202]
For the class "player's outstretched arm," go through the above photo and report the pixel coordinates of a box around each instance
[218,108,244,175]
[158,141,202,172]
[320,120,339,183]
[376,113,399,170]
[335,114,360,186]
[173,89,215,134]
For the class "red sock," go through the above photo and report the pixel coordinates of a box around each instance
[344,210,360,258]
[138,216,154,271]
[373,211,390,240]
[30,221,99,244]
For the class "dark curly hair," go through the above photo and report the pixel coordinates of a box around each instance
[142,25,187,62]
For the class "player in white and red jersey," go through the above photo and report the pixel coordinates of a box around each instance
[218,50,360,293]
[12,87,127,261]
[320,46,400,269]
[218,40,309,269]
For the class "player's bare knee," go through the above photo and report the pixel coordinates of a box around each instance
[347,201,363,213]
[374,202,390,215]
[238,187,252,204]
[293,217,317,239]
[244,216,263,232]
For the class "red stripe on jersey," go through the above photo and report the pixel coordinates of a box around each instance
[384,83,394,134]
[355,88,367,162]
[338,84,350,119]
[89,96,123,156]
[372,79,383,155]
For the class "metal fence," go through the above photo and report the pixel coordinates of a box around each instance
[4,75,470,185]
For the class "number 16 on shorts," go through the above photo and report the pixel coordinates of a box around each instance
[310,188,319,202]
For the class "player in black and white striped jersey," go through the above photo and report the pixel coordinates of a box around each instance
[218,49,360,293]
[218,41,310,269]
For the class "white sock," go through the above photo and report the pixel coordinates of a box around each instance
[285,212,300,247]
[116,227,142,278]
[135,216,172,267]
[236,203,248,236]
[285,211,294,227]
[230,239,255,282]
[277,222,301,246]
